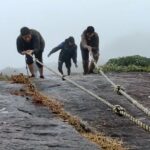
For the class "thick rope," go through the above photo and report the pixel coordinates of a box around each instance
[90,53,150,118]
[25,57,29,76]
[113,105,150,132]
[99,69,150,117]
[27,54,150,132]
[33,56,114,108]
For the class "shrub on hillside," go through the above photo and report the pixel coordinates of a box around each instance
[101,55,150,72]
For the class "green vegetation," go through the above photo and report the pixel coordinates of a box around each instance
[101,55,150,72]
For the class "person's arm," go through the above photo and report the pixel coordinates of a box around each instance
[81,33,88,49]
[16,37,24,55]
[92,33,99,51]
[32,35,41,54]
[47,42,64,57]
[72,45,77,64]
[81,32,92,51]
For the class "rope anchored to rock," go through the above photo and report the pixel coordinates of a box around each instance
[90,53,150,118]
[24,53,150,133]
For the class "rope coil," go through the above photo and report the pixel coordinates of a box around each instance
[114,85,125,95]
[113,105,126,116]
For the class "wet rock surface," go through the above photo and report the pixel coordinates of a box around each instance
[34,72,150,150]
[0,81,101,150]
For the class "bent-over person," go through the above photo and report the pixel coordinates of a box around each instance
[16,27,45,78]
[80,26,99,75]
[48,36,77,75]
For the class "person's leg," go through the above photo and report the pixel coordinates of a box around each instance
[26,55,35,77]
[80,46,89,75]
[65,60,71,76]
[89,52,99,73]
[28,64,35,76]
[35,52,44,78]
[58,60,64,75]
[39,67,44,78]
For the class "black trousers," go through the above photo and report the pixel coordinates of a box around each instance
[26,51,43,68]
[80,46,99,74]
[58,60,71,75]
[80,47,89,74]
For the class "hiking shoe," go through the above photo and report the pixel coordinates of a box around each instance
[40,75,44,79]
[29,74,35,78]
[83,72,88,75]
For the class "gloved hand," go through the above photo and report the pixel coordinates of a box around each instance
[26,50,33,56]
[22,50,33,56]
[21,51,26,55]
[86,46,92,52]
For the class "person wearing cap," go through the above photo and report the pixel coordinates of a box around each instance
[47,36,77,76]
[80,26,99,75]
[16,27,45,78]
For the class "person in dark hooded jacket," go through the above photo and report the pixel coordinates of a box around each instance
[47,36,77,75]
[16,26,45,78]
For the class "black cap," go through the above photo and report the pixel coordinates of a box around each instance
[86,26,95,33]
[20,27,30,36]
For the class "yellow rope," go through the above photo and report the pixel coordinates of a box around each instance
[27,54,150,133]
[90,53,150,118]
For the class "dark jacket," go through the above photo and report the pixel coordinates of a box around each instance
[49,40,77,64]
[16,29,45,55]
[80,30,99,52]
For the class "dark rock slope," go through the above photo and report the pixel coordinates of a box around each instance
[34,72,150,150]
[0,81,100,150]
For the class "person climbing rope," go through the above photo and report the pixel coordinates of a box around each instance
[47,36,78,76]
[16,26,45,78]
[80,26,100,75]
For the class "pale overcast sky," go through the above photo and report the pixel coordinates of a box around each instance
[0,0,150,70]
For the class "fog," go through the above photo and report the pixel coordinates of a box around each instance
[0,0,150,70]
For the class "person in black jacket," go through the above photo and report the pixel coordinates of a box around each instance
[80,26,99,75]
[16,27,45,78]
[47,36,77,75]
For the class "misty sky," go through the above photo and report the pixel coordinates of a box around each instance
[0,0,150,70]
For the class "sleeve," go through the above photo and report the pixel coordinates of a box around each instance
[80,32,88,49]
[72,45,77,64]
[16,37,24,55]
[92,33,99,51]
[32,35,41,54]
[48,42,64,56]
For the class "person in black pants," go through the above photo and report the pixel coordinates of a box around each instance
[16,27,45,78]
[47,36,77,75]
[80,26,99,75]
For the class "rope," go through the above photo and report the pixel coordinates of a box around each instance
[90,53,150,118]
[113,105,150,132]
[25,57,29,76]
[26,53,150,132]
[114,85,125,95]
[32,55,114,108]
